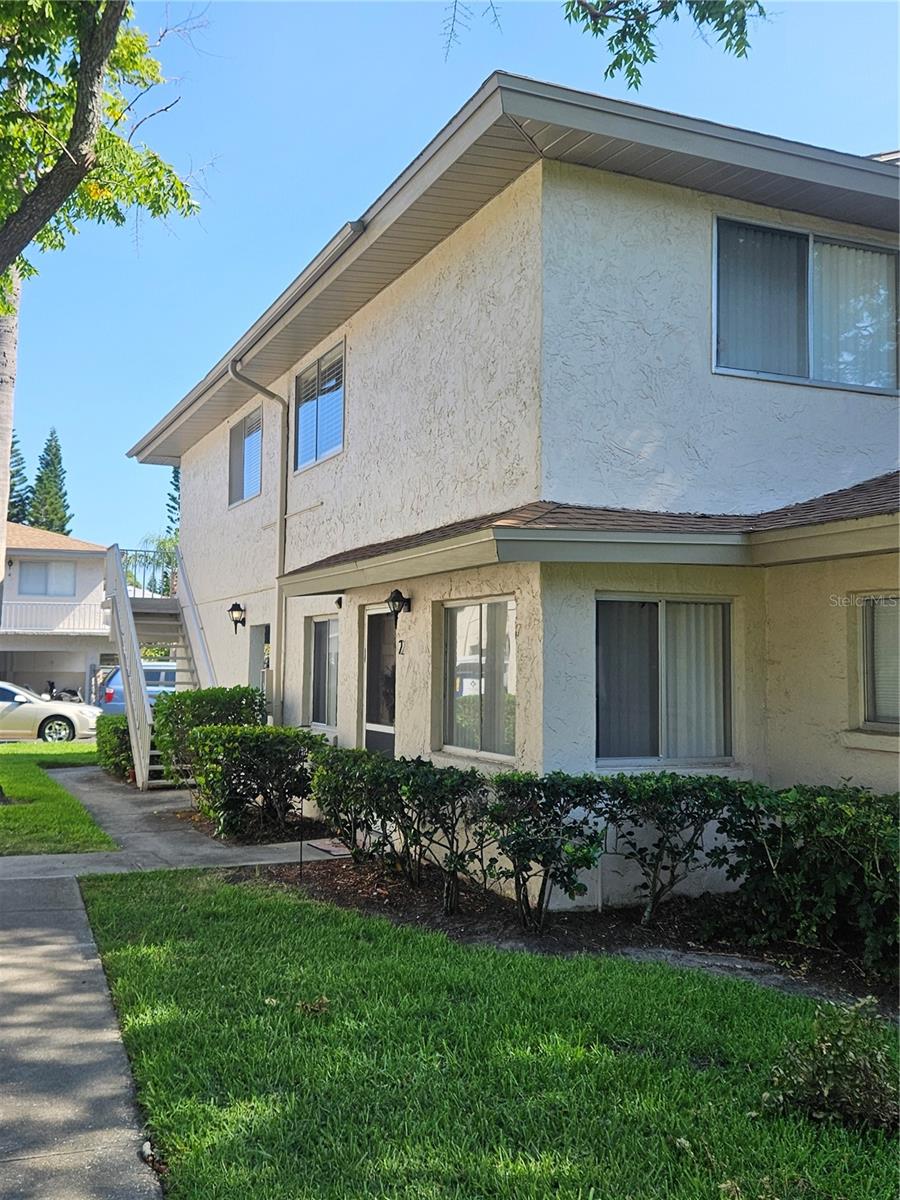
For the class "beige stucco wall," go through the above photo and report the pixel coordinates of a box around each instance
[540,160,900,515]
[179,392,281,686]
[282,561,543,771]
[277,164,543,576]
[765,552,899,792]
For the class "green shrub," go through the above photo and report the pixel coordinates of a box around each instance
[96,715,134,780]
[153,686,267,788]
[311,746,392,863]
[189,725,326,838]
[712,783,899,977]
[763,997,899,1132]
[412,759,490,915]
[599,773,774,926]
[484,771,606,932]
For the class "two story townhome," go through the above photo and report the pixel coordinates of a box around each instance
[0,523,111,699]
[130,75,899,845]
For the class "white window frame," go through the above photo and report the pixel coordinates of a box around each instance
[859,593,899,734]
[228,408,263,507]
[595,592,734,768]
[711,215,899,397]
[293,341,346,474]
[441,594,517,760]
[18,559,76,598]
[308,615,339,731]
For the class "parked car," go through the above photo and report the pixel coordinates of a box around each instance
[97,663,177,716]
[0,682,101,742]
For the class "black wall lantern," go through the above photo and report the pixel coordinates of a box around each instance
[227,602,246,633]
[385,589,411,627]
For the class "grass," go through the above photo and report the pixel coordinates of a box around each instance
[82,869,897,1200]
[0,742,116,854]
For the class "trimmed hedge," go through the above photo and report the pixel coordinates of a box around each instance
[153,686,267,787]
[190,725,326,837]
[712,783,899,977]
[96,715,133,780]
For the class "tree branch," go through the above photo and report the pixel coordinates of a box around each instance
[0,1,128,276]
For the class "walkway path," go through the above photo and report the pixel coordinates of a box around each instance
[0,767,331,1198]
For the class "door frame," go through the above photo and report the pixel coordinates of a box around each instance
[362,603,396,753]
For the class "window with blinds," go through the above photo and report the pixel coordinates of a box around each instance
[295,344,344,469]
[444,600,516,756]
[228,409,262,505]
[19,560,76,597]
[596,598,732,760]
[863,596,899,727]
[716,219,898,391]
[310,616,339,727]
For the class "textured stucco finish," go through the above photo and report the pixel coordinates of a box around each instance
[541,160,899,514]
[283,562,543,771]
[276,166,543,577]
[764,553,899,793]
[179,392,280,686]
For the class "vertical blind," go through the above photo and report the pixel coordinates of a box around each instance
[813,241,898,390]
[867,598,899,724]
[717,218,897,389]
[717,220,808,378]
[596,599,731,759]
[444,601,516,755]
[296,345,344,469]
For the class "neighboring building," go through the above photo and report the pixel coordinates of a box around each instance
[0,523,111,699]
[130,75,899,897]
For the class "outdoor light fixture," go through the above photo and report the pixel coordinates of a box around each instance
[385,589,411,626]
[227,602,246,633]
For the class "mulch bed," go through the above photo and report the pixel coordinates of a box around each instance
[174,808,332,846]
[224,858,896,1012]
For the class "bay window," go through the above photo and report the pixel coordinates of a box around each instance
[716,218,897,391]
[444,599,516,756]
[596,598,732,760]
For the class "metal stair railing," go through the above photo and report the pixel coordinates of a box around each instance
[105,545,153,791]
[175,546,216,689]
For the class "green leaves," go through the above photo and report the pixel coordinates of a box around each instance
[96,713,133,779]
[153,686,268,789]
[562,0,766,88]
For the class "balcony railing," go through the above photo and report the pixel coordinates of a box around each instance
[0,601,110,634]
[120,546,177,600]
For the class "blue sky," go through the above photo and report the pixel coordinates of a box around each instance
[14,0,898,547]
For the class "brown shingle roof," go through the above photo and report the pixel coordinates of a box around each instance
[6,522,107,553]
[286,471,899,578]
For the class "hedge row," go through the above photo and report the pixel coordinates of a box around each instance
[96,715,133,780]
[97,688,898,974]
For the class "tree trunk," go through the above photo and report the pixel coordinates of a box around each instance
[0,270,21,584]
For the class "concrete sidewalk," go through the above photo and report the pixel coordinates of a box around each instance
[0,767,334,1197]
[0,878,161,1199]
[0,767,332,880]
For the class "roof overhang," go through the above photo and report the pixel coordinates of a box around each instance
[7,547,106,559]
[278,513,899,596]
[131,72,899,466]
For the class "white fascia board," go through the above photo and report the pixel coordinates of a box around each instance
[9,548,106,560]
[748,514,899,565]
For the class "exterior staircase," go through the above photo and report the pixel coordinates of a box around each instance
[104,545,216,790]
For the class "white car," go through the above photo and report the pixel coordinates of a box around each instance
[0,682,101,742]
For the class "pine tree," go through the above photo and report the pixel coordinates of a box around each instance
[7,430,31,524]
[27,428,73,534]
[165,466,180,535]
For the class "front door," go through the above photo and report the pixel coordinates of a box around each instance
[364,610,396,755]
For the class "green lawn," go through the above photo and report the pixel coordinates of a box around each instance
[82,870,897,1200]
[0,742,115,854]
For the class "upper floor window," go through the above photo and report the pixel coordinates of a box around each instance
[295,345,344,470]
[716,218,898,392]
[596,598,732,760]
[444,599,516,757]
[863,596,899,729]
[228,409,262,505]
[19,560,76,597]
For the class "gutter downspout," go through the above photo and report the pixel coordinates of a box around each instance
[227,358,289,724]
